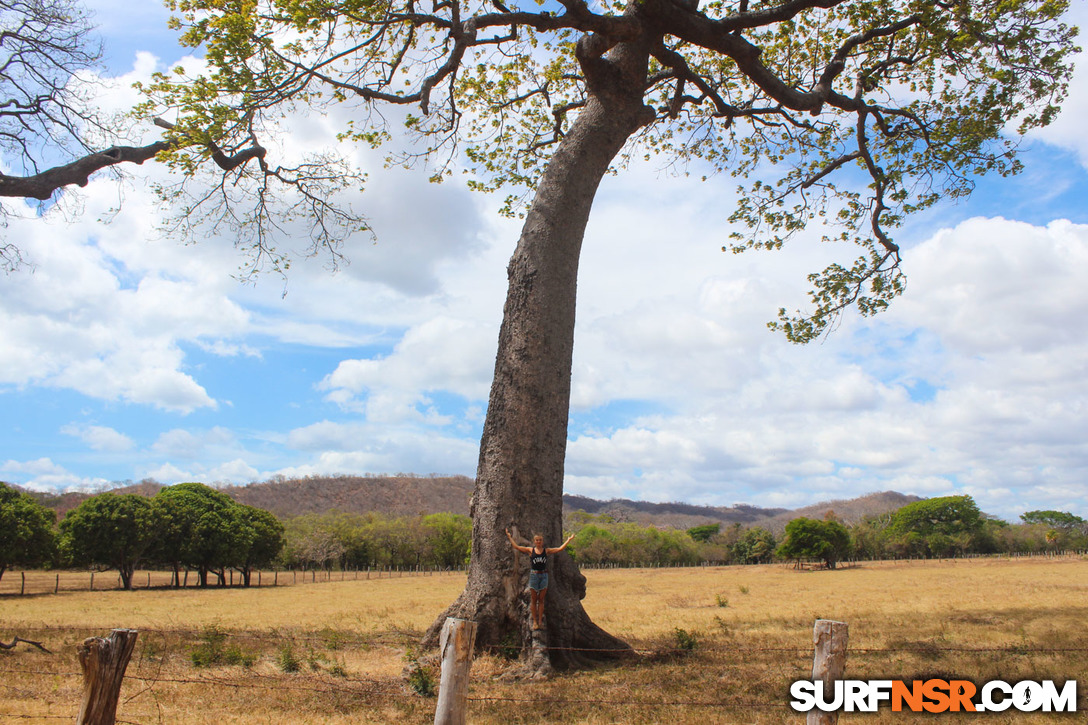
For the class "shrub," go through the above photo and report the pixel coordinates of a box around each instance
[277,644,301,673]
[190,625,257,668]
[406,662,437,697]
[673,628,698,652]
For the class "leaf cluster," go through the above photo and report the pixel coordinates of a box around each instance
[0,481,57,579]
[54,481,285,588]
[132,0,1078,335]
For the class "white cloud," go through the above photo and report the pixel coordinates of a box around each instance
[1,458,111,491]
[555,208,1088,520]
[140,462,193,484]
[276,422,479,478]
[151,427,237,459]
[60,424,134,452]
[2,5,1088,528]
[207,458,260,484]
[320,316,497,421]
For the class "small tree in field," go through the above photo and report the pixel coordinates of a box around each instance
[776,517,851,569]
[0,0,1079,671]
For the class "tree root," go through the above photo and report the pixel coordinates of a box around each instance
[0,636,52,654]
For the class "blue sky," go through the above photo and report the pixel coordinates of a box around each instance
[2,1,1087,521]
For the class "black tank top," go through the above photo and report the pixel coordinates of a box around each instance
[530,548,548,571]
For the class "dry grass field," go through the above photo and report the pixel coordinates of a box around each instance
[2,556,1087,723]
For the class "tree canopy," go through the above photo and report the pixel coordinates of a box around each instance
[0,481,56,581]
[112,0,1073,336]
[887,494,983,537]
[154,481,247,586]
[0,0,1074,333]
[230,503,286,585]
[775,516,851,568]
[59,492,156,590]
[1021,509,1086,530]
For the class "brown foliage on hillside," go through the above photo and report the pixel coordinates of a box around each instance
[10,475,919,529]
[221,474,476,518]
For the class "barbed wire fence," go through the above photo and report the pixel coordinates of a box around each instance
[3,620,1087,724]
[0,565,469,597]
[4,551,1087,597]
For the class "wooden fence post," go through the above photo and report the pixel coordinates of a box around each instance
[808,619,848,725]
[434,618,477,725]
[76,629,138,725]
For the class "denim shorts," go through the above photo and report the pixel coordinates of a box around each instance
[528,571,549,591]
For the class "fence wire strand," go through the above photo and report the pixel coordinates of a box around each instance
[3,621,1087,722]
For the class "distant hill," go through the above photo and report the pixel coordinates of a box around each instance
[561,494,791,528]
[222,475,476,518]
[10,475,921,531]
[561,490,922,532]
[758,491,923,534]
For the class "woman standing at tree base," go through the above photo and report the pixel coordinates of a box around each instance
[506,529,575,630]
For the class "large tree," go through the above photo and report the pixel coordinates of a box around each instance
[152,481,239,587]
[1,0,1079,671]
[59,492,155,590]
[776,516,851,569]
[0,481,56,582]
[229,503,286,586]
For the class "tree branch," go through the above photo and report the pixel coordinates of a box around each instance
[0,138,167,199]
[0,118,267,200]
[0,635,52,653]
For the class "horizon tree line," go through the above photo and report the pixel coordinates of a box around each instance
[3,483,1086,588]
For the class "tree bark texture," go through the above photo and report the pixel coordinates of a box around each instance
[76,629,138,725]
[425,36,655,671]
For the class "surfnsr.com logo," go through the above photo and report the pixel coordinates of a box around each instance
[790,679,1078,713]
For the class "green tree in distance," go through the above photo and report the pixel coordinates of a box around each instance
[423,513,473,568]
[1020,510,1086,531]
[733,526,777,565]
[0,481,57,582]
[888,495,983,537]
[886,494,984,557]
[1,0,1078,670]
[230,504,286,586]
[776,517,851,569]
[687,523,721,543]
[59,493,155,590]
[153,482,239,587]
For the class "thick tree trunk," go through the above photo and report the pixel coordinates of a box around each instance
[119,566,133,591]
[425,37,655,672]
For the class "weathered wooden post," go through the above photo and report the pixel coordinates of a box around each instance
[76,629,138,725]
[808,619,848,725]
[434,618,477,725]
